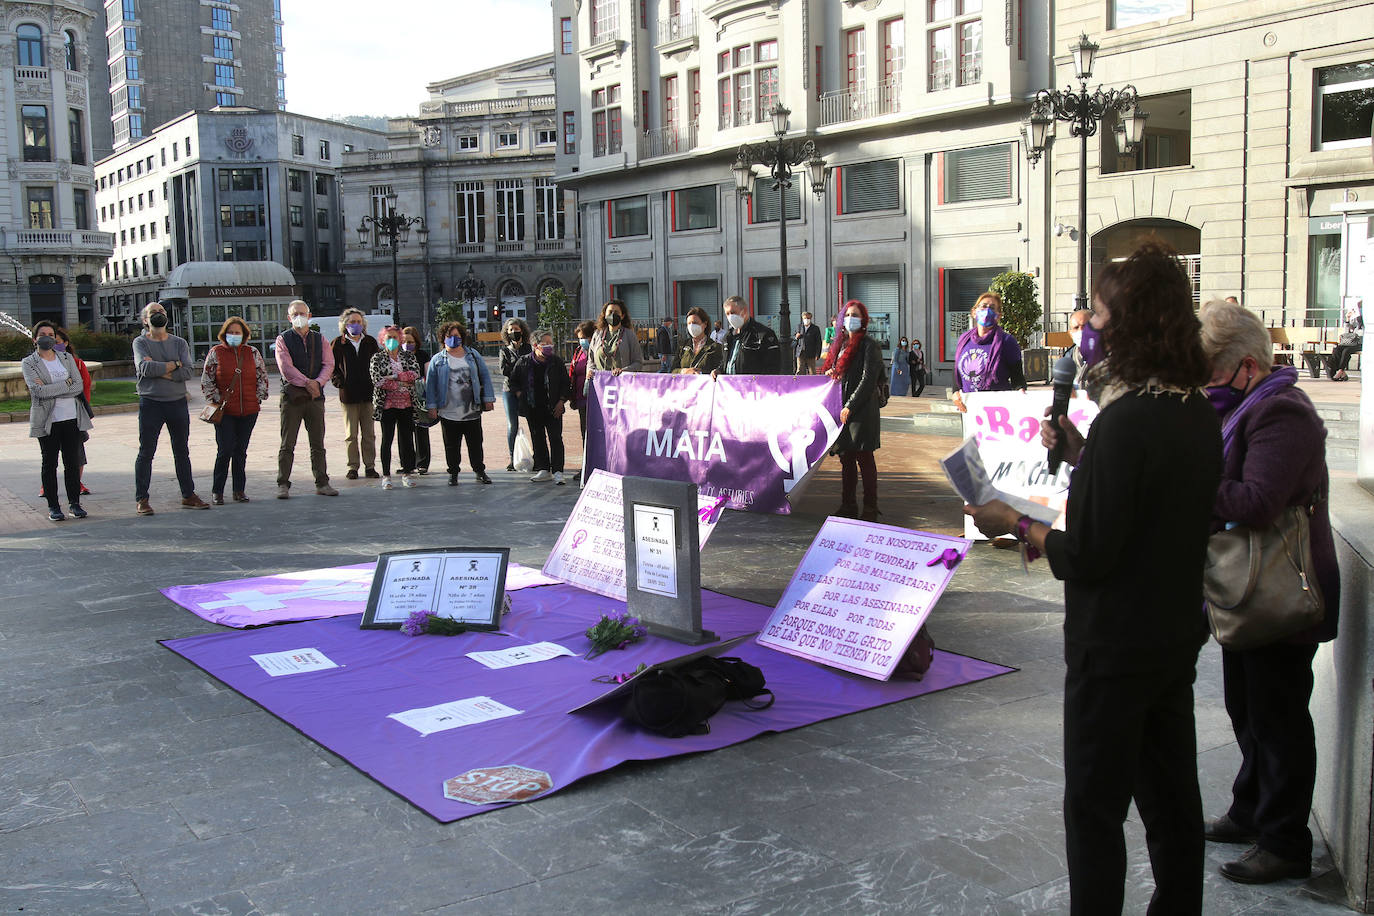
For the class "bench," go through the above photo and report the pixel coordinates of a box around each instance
[1269,327,1332,378]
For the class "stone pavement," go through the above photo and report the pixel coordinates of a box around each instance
[0,380,1357,914]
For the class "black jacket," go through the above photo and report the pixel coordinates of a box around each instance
[723,319,782,375]
[829,334,884,453]
[330,334,380,404]
[509,353,570,419]
[499,342,532,384]
[794,322,822,359]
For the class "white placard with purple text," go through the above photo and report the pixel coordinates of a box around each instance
[756,518,971,680]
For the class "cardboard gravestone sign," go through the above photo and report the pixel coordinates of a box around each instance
[622,476,714,645]
[756,518,969,680]
[361,547,510,630]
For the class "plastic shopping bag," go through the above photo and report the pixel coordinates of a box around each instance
[513,430,535,473]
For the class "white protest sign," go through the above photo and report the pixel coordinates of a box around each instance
[387,696,523,737]
[960,390,1098,540]
[542,469,722,601]
[250,648,340,677]
[756,518,970,680]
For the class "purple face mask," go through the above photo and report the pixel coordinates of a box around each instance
[1079,321,1105,367]
[346,322,363,336]
[1205,362,1248,415]
[402,342,416,352]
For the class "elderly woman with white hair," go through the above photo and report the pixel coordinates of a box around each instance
[1197,299,1340,885]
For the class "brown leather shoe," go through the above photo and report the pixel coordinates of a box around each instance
[1205,814,1258,845]
[212,493,225,506]
[181,494,211,509]
[1220,844,1310,884]
[136,497,154,516]
[233,492,250,503]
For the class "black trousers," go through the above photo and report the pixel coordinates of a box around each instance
[379,407,415,476]
[1327,345,1360,375]
[413,423,431,470]
[39,418,83,508]
[1222,641,1319,862]
[526,413,564,473]
[212,412,258,496]
[438,416,485,474]
[1064,647,1203,916]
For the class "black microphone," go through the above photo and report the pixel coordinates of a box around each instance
[1047,355,1077,474]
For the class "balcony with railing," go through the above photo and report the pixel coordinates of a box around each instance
[1,229,114,257]
[641,121,698,158]
[818,79,902,127]
[656,13,697,49]
[416,94,557,118]
[717,107,759,132]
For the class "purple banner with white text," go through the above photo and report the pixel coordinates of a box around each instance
[583,371,842,515]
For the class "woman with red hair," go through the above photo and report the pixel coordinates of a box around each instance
[821,299,885,519]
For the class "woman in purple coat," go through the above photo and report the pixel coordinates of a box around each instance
[1198,299,1340,886]
[950,291,1026,412]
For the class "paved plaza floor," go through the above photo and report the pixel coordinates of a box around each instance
[0,379,1359,913]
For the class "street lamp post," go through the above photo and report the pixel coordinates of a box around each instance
[356,190,428,329]
[732,103,829,373]
[1022,34,1148,311]
[455,264,486,333]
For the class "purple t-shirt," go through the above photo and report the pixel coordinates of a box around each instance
[955,328,1023,393]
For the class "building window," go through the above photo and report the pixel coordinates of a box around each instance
[288,240,304,267]
[211,6,231,30]
[21,106,50,162]
[1101,90,1191,173]
[214,63,235,86]
[845,28,865,97]
[232,204,264,226]
[122,0,136,20]
[689,68,701,123]
[319,139,330,159]
[213,34,233,59]
[126,57,139,81]
[73,189,89,230]
[496,179,526,242]
[316,208,329,229]
[560,16,573,53]
[840,159,900,213]
[591,0,618,43]
[275,50,284,73]
[592,84,622,156]
[496,131,518,149]
[663,74,679,132]
[342,143,353,153]
[536,128,557,145]
[215,91,236,106]
[1316,61,1374,151]
[27,187,55,229]
[68,109,85,165]
[315,174,330,195]
[940,143,1012,202]
[128,84,143,109]
[288,169,304,192]
[608,195,648,237]
[222,168,263,191]
[123,25,138,51]
[317,243,330,272]
[563,112,576,154]
[17,24,44,67]
[719,40,779,129]
[536,178,564,240]
[455,181,485,245]
[152,253,159,274]
[277,77,286,107]
[610,281,651,323]
[457,134,479,151]
[1110,0,1185,29]
[64,30,78,70]
[137,192,144,209]
[289,204,303,226]
[928,0,981,91]
[672,186,718,231]
[750,184,800,223]
[883,18,905,96]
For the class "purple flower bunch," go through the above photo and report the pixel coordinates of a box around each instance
[400,610,470,637]
[584,611,649,659]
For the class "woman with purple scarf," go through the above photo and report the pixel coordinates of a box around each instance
[1198,299,1340,886]
[951,291,1026,412]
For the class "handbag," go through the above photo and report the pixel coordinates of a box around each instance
[284,384,313,406]
[200,366,241,425]
[1203,498,1325,651]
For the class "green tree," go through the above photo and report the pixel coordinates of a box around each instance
[536,286,572,330]
[434,298,468,329]
[991,271,1042,349]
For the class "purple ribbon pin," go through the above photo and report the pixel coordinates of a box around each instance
[927,548,964,570]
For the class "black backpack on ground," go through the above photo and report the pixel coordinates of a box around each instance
[623,656,774,738]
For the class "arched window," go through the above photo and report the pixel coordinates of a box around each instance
[17,24,44,67]
[64,30,77,70]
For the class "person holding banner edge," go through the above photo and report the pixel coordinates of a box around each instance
[720,295,782,376]
[823,299,885,521]
[965,241,1222,915]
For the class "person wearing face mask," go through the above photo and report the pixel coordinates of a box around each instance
[201,317,269,504]
[509,329,571,485]
[370,326,425,489]
[47,328,93,499]
[889,337,912,398]
[720,295,782,375]
[673,307,724,375]
[499,318,533,471]
[1195,298,1339,886]
[950,292,1026,412]
[402,326,432,474]
[569,320,596,442]
[587,299,646,395]
[425,321,494,486]
[330,309,380,480]
[793,311,823,375]
[821,300,885,520]
[967,242,1222,915]
[908,338,926,397]
[132,302,209,514]
[274,299,338,499]
[23,321,93,521]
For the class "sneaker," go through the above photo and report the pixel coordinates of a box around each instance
[380,476,394,490]
[401,474,417,488]
[530,470,553,483]
[181,494,212,510]
[316,483,339,496]
[345,469,359,480]
[448,474,458,486]
[276,485,290,499]
[554,472,566,486]
[69,504,87,519]
[80,483,91,496]
[365,468,381,479]
[48,507,65,522]
[136,497,155,516]
[475,471,493,485]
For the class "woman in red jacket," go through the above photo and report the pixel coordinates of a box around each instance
[200,317,269,504]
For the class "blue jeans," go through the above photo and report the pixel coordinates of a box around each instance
[135,397,194,500]
[502,390,520,461]
[213,412,258,496]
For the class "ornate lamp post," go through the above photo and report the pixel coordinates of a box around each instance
[1023,34,1148,310]
[732,103,828,372]
[455,264,486,332]
[356,190,428,328]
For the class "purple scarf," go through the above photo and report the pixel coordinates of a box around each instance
[1220,365,1298,457]
[955,325,1008,391]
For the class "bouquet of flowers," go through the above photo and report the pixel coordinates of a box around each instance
[400,611,470,637]
[584,611,648,659]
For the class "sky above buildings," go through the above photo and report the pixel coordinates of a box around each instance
[281,0,552,120]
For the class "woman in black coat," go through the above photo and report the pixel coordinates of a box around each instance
[821,299,884,520]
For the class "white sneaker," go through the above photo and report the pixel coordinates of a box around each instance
[553,472,566,486]
[401,474,417,488]
[380,476,393,490]
[530,470,553,482]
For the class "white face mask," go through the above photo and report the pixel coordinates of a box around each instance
[802,318,811,326]
[1070,329,1083,348]
[291,314,310,329]
[687,322,704,338]
[844,315,863,333]
[726,312,745,330]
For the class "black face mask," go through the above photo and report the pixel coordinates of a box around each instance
[510,332,522,341]
[35,335,55,351]
[607,313,622,327]
[149,313,168,328]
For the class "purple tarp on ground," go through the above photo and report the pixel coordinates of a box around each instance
[161,583,1015,822]
[160,562,563,628]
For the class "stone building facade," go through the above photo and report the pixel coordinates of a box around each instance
[0,0,114,330]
